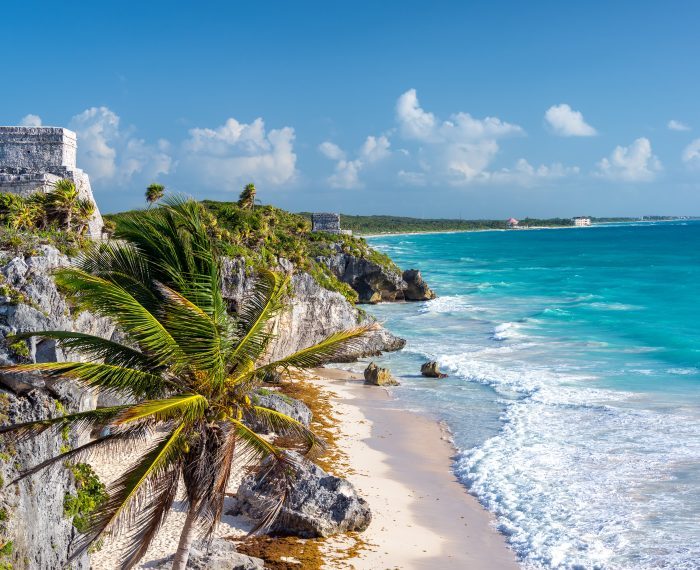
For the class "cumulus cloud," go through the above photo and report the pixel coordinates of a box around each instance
[544,104,597,137]
[69,107,172,183]
[595,137,661,182]
[181,117,296,190]
[19,114,42,127]
[319,135,391,189]
[394,89,527,185]
[668,119,691,132]
[682,139,700,168]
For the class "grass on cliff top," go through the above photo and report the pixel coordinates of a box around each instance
[106,200,399,304]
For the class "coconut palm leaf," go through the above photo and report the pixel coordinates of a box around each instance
[228,269,288,369]
[11,330,154,370]
[70,424,186,559]
[249,406,324,456]
[1,362,172,399]
[53,269,184,367]
[114,394,208,426]
[0,406,129,441]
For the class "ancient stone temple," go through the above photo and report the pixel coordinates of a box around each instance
[0,126,103,237]
[311,212,351,235]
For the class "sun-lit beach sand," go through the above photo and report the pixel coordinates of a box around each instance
[88,367,516,569]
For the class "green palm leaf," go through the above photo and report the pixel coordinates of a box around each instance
[249,406,324,456]
[1,362,172,399]
[114,394,208,425]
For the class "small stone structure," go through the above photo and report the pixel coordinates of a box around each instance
[311,212,352,235]
[0,126,103,237]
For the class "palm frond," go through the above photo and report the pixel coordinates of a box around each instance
[248,406,325,457]
[0,405,129,442]
[11,330,155,371]
[69,424,186,561]
[228,269,288,370]
[0,362,172,399]
[230,324,376,386]
[54,269,184,368]
[156,283,228,386]
[114,394,208,426]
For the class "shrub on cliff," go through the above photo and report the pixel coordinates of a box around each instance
[0,197,373,570]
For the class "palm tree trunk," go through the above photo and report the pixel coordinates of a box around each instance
[172,507,198,570]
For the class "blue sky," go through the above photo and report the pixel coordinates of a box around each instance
[3,1,700,217]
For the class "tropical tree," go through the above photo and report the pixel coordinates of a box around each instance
[47,178,79,231]
[237,183,256,210]
[7,198,40,231]
[0,197,372,569]
[145,183,166,207]
[74,198,96,236]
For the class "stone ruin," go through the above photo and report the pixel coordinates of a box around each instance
[0,126,103,237]
[311,212,351,235]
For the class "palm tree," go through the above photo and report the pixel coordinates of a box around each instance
[47,178,79,231]
[74,198,96,236]
[0,197,372,569]
[237,183,256,210]
[145,183,166,207]
[7,198,39,231]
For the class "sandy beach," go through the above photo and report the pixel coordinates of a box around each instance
[88,367,517,569]
[315,367,518,570]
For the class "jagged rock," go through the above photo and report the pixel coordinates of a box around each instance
[221,257,405,363]
[315,246,437,304]
[151,538,264,569]
[402,269,436,301]
[421,361,447,378]
[247,390,312,434]
[316,246,405,303]
[232,451,371,538]
[363,362,399,386]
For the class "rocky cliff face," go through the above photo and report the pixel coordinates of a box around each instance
[221,258,405,361]
[315,245,435,304]
[0,248,405,569]
[0,245,116,570]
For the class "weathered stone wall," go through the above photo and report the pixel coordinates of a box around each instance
[0,127,77,171]
[0,127,103,238]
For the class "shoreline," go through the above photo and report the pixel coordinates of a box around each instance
[312,367,519,569]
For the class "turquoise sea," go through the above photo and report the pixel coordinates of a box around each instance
[361,221,700,570]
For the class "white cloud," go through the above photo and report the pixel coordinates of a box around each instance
[19,114,42,127]
[318,141,345,160]
[682,139,700,168]
[488,159,580,186]
[595,137,661,182]
[320,135,392,189]
[69,106,172,183]
[182,117,296,189]
[668,119,691,132]
[394,89,526,185]
[360,135,391,163]
[396,89,437,140]
[544,104,597,137]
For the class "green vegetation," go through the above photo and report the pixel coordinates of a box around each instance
[297,214,577,235]
[7,340,29,362]
[106,191,398,305]
[145,183,165,207]
[64,463,107,534]
[0,180,94,236]
[0,197,373,569]
[0,179,97,256]
[0,506,12,569]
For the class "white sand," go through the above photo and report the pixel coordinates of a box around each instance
[87,368,518,569]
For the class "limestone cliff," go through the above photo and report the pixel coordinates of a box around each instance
[0,247,405,568]
[315,244,436,303]
[221,257,405,361]
[0,246,116,570]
